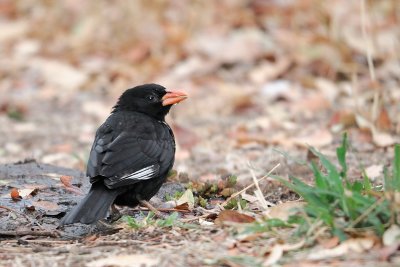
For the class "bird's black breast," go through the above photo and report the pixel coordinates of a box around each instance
[86,111,175,189]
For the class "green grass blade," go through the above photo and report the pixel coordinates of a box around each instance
[394,144,400,191]
[361,169,372,191]
[311,162,328,190]
[309,147,343,193]
[384,166,392,191]
[336,132,348,179]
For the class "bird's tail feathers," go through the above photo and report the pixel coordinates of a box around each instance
[60,183,119,225]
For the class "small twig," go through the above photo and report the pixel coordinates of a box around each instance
[0,205,43,229]
[360,0,380,121]
[309,226,329,243]
[221,163,280,207]
[306,219,324,238]
[86,240,161,247]
[180,214,210,223]
[2,239,71,245]
[249,164,271,210]
[346,197,385,229]
[132,207,191,213]
[360,0,375,81]
[0,230,60,238]
[0,247,33,253]
[139,200,165,219]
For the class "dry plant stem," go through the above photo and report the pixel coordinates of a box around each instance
[0,247,34,253]
[351,73,362,117]
[2,239,71,244]
[346,197,385,230]
[306,219,324,238]
[0,205,43,230]
[221,163,280,207]
[250,166,270,210]
[360,0,380,120]
[196,206,220,214]
[360,0,376,81]
[132,207,190,213]
[180,214,210,223]
[0,230,59,237]
[309,226,329,244]
[139,199,165,219]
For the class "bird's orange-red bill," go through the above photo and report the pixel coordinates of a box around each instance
[162,90,188,106]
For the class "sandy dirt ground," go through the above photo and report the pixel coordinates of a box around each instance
[0,1,400,266]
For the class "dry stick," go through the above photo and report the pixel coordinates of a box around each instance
[221,163,280,207]
[309,226,329,243]
[139,200,165,219]
[132,207,191,213]
[360,0,376,81]
[346,197,385,230]
[0,205,43,230]
[0,230,59,237]
[249,165,272,210]
[360,0,379,120]
[2,239,71,244]
[180,214,210,223]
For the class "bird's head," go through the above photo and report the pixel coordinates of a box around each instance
[113,83,188,120]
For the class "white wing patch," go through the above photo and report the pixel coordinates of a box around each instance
[120,165,158,181]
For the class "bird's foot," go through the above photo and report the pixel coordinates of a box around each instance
[106,204,122,223]
[95,220,121,234]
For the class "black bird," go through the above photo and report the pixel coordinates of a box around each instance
[60,84,187,225]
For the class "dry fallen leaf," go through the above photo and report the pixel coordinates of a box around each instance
[355,114,396,147]
[267,201,306,221]
[176,189,194,210]
[378,243,400,261]
[31,58,88,91]
[249,58,291,84]
[87,254,159,267]
[383,224,400,246]
[12,187,39,199]
[233,131,269,146]
[10,188,21,201]
[365,164,383,181]
[32,200,59,211]
[83,234,99,243]
[293,93,331,113]
[292,128,333,148]
[375,107,392,131]
[319,236,340,249]
[329,110,356,132]
[60,175,84,195]
[372,131,395,147]
[240,192,258,203]
[264,244,284,266]
[215,210,255,225]
[171,123,199,150]
[307,238,375,260]
[314,78,339,102]
[0,21,28,42]
[190,28,274,64]
[264,240,305,266]
[60,175,73,187]
[174,202,190,211]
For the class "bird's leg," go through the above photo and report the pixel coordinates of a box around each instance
[108,204,122,222]
[111,204,122,220]
[137,197,165,219]
[96,219,114,229]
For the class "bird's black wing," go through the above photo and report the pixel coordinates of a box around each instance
[86,112,175,189]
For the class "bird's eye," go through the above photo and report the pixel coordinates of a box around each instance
[147,95,155,101]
